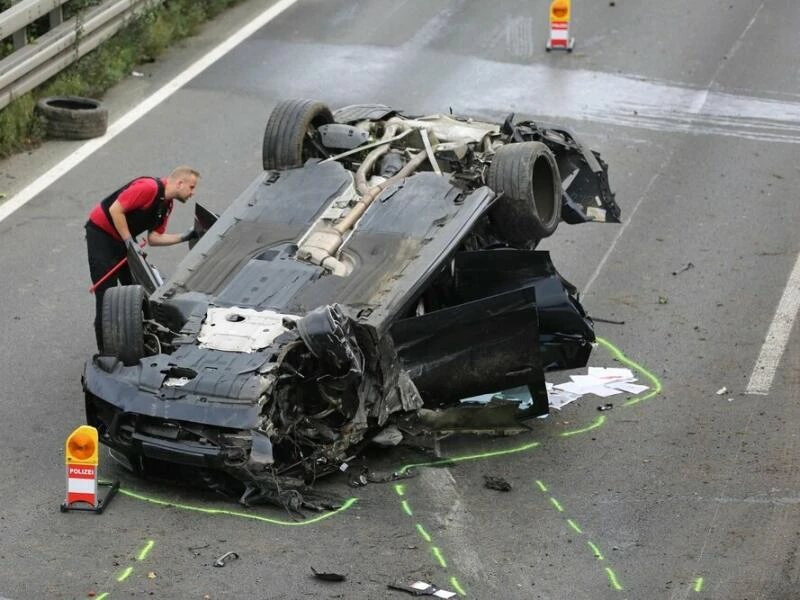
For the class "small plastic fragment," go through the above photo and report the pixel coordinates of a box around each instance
[597,403,614,411]
[348,466,369,487]
[311,567,346,581]
[716,387,727,395]
[213,551,239,567]
[672,262,695,276]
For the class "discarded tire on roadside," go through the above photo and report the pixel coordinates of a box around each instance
[36,96,108,140]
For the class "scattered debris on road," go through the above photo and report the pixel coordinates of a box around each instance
[311,566,347,581]
[348,465,418,488]
[213,551,239,568]
[484,475,513,491]
[672,262,695,276]
[590,315,626,325]
[388,580,457,598]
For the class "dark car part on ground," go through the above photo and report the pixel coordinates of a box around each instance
[83,99,620,511]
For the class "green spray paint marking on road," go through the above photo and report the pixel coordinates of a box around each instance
[118,488,357,525]
[536,480,624,591]
[397,440,540,475]
[561,415,606,437]
[137,540,154,561]
[101,539,158,597]
[694,577,705,592]
[394,484,465,595]
[605,567,623,590]
[587,541,604,560]
[432,547,448,568]
[450,577,467,596]
[567,519,583,533]
[416,523,432,542]
[596,337,662,406]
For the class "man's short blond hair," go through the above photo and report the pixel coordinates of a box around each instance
[170,165,200,180]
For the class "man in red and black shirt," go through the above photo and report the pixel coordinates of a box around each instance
[85,165,200,351]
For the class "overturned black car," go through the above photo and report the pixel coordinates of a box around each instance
[83,99,620,508]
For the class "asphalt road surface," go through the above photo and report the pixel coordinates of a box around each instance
[1,0,799,598]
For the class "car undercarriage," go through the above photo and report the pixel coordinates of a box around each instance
[83,100,620,510]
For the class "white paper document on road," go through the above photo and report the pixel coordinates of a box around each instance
[554,380,623,398]
[461,367,649,412]
[550,367,649,404]
[587,367,636,380]
[546,383,582,410]
[606,381,650,394]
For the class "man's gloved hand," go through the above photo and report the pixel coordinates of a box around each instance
[124,237,146,258]
[181,227,199,243]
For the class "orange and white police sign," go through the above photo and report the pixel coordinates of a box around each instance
[61,425,119,513]
[64,425,99,508]
[547,0,575,52]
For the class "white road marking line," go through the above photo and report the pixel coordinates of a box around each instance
[582,167,664,295]
[0,0,299,225]
[746,252,800,395]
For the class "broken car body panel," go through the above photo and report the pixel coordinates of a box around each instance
[83,101,618,506]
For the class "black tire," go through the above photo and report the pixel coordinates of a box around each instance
[36,96,108,140]
[486,142,562,247]
[101,285,146,366]
[262,99,334,170]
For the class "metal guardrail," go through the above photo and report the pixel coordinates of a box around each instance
[0,0,158,111]
[0,0,67,46]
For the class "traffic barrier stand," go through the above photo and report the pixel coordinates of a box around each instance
[60,425,119,514]
[546,0,575,52]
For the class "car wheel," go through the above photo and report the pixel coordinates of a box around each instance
[36,96,109,140]
[262,99,334,170]
[101,285,146,366]
[487,141,562,248]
